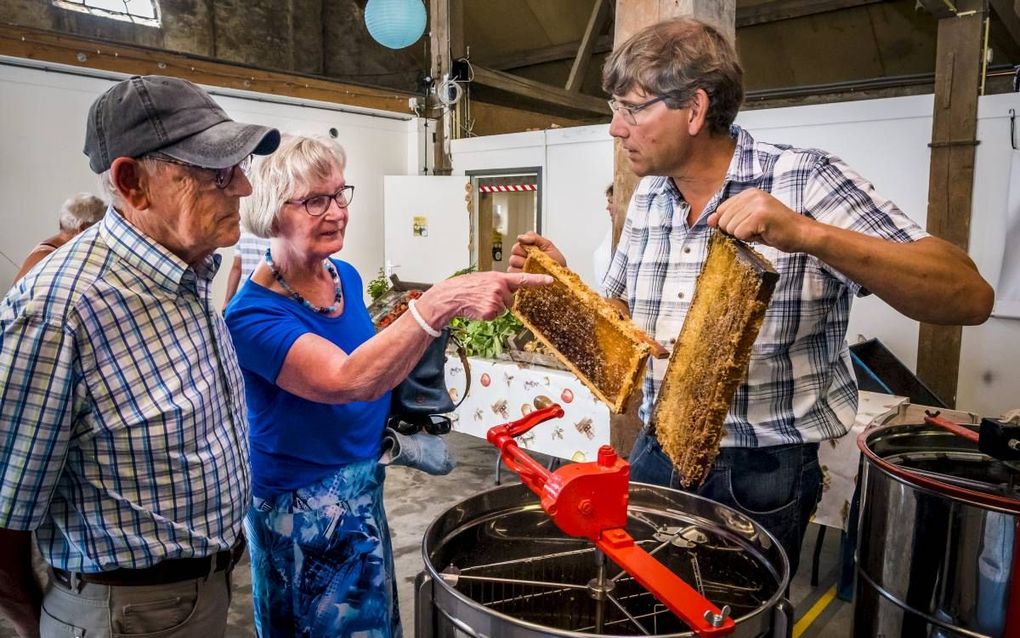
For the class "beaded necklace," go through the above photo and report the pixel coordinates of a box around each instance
[264,248,343,314]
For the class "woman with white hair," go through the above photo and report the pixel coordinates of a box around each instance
[13,192,105,282]
[225,133,549,637]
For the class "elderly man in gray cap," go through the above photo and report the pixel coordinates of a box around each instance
[0,75,279,638]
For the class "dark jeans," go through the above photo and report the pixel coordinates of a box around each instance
[629,429,822,577]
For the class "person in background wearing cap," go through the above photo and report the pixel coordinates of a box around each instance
[12,193,107,284]
[0,75,279,638]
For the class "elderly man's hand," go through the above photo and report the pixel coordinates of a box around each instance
[508,232,566,272]
[708,188,814,254]
[429,271,553,323]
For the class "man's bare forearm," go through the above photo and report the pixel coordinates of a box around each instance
[0,529,42,638]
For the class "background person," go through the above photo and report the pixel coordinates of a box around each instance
[510,17,993,576]
[0,75,279,638]
[222,232,271,306]
[225,133,550,637]
[592,182,615,293]
[13,193,106,283]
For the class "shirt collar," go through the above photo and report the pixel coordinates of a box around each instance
[99,207,221,295]
[722,125,765,187]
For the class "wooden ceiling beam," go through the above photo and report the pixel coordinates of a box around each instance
[480,35,614,71]
[914,0,962,19]
[0,23,414,113]
[484,1,894,76]
[989,0,1020,49]
[471,65,611,115]
[566,0,611,93]
[736,0,890,27]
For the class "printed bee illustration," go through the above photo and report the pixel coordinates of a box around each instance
[551,425,564,440]
[503,372,515,387]
[473,408,484,421]
[523,379,541,391]
[574,417,594,440]
[491,399,510,419]
[518,432,535,448]
[820,465,832,491]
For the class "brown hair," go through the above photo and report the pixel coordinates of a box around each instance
[602,17,743,135]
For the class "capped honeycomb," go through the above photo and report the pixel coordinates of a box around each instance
[653,232,778,487]
[512,247,655,413]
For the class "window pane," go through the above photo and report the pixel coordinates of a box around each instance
[52,0,160,25]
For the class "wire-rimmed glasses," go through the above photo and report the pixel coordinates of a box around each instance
[145,153,251,190]
[607,95,671,125]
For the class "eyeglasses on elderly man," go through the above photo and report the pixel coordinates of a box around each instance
[145,152,253,190]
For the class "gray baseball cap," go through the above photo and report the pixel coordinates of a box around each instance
[83,75,280,173]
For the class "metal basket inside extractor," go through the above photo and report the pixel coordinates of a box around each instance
[431,499,780,635]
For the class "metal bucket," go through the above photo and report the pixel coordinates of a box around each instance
[415,482,792,637]
[856,423,1020,637]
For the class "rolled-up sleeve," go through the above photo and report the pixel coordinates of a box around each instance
[805,155,929,296]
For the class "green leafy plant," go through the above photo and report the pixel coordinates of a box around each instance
[367,268,391,301]
[450,310,523,359]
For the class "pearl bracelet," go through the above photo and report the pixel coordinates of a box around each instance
[407,299,442,338]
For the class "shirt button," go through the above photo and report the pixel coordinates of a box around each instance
[684,247,691,254]
[678,292,685,299]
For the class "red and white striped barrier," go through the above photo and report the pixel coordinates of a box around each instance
[477,184,537,193]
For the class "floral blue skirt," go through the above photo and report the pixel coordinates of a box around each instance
[246,460,401,638]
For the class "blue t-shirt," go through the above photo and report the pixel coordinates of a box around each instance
[225,259,390,498]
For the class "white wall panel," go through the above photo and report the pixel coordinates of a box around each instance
[448,94,1019,416]
[0,59,417,307]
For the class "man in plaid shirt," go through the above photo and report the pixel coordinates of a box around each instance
[510,17,992,574]
[0,76,279,637]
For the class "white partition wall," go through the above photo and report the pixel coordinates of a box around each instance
[449,94,1020,417]
[0,59,422,305]
[450,127,614,287]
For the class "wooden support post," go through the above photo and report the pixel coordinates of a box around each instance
[429,0,462,175]
[917,0,988,408]
[608,0,736,456]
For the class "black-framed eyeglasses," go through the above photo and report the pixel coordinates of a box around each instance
[607,95,671,125]
[146,153,251,190]
[286,185,355,216]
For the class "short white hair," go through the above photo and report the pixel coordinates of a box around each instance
[58,193,107,232]
[97,158,166,210]
[242,134,347,238]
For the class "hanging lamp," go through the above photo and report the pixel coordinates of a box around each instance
[364,0,428,50]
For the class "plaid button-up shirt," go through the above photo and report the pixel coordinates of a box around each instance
[603,126,928,447]
[0,208,250,571]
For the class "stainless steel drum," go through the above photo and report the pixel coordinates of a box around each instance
[415,482,792,637]
[856,423,1020,637]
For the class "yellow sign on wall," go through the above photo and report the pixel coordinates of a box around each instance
[412,215,428,237]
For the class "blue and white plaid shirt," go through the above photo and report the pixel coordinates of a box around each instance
[0,208,250,572]
[235,232,270,280]
[604,126,928,447]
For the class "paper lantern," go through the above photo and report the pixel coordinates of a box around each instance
[365,0,427,50]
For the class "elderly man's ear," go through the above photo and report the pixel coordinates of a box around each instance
[110,157,153,210]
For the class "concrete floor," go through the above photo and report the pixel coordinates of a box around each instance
[6,431,852,637]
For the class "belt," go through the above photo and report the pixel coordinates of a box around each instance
[52,537,245,588]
